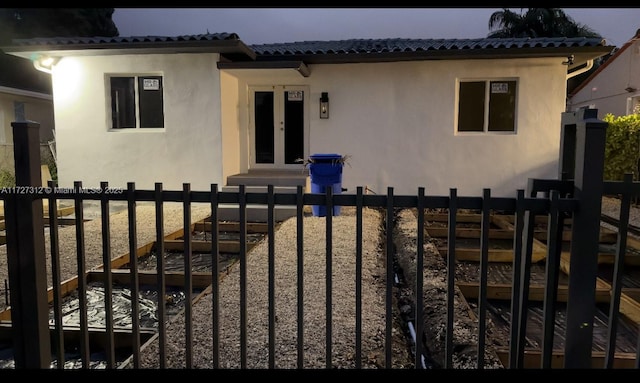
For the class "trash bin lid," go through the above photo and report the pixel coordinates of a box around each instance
[310,153,342,160]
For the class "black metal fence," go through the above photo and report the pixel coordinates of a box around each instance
[2,108,640,369]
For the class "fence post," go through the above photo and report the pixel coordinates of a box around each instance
[563,108,608,368]
[5,120,50,368]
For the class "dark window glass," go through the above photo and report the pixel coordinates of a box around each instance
[488,81,516,132]
[110,77,136,129]
[255,91,274,164]
[457,81,485,132]
[284,91,304,164]
[138,76,164,128]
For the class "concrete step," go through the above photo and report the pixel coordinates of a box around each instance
[226,170,308,188]
[218,185,300,222]
[222,170,309,222]
[217,204,297,222]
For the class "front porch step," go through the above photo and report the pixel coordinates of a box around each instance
[217,204,298,223]
[226,170,309,188]
[220,173,308,223]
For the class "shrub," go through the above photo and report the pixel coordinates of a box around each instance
[603,113,640,181]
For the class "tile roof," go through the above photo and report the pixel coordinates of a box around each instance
[9,33,240,47]
[248,37,607,56]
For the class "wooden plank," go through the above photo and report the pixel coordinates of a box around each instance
[492,215,549,262]
[559,252,640,325]
[619,293,640,324]
[425,226,514,239]
[494,349,637,369]
[0,321,156,351]
[424,213,485,223]
[456,282,611,303]
[164,239,244,253]
[87,269,213,290]
[0,223,200,320]
[437,247,546,263]
[193,221,270,233]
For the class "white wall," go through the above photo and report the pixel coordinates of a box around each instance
[51,53,224,191]
[227,57,567,197]
[570,40,640,117]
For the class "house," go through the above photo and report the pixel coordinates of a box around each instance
[0,53,55,177]
[0,34,612,201]
[568,29,640,116]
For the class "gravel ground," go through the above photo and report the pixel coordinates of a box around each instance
[136,206,414,369]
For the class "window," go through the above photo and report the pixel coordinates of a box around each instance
[110,75,164,129]
[13,101,25,122]
[457,80,517,133]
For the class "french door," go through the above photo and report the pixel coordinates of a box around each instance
[249,85,309,169]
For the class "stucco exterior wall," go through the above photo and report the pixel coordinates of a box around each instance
[227,57,567,197]
[220,71,241,184]
[51,53,224,190]
[569,40,640,116]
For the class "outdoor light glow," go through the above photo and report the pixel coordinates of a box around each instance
[40,56,55,67]
[52,58,83,109]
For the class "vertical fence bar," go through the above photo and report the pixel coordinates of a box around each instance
[210,184,219,369]
[541,190,563,368]
[515,204,536,367]
[385,186,394,368]
[296,185,305,368]
[100,181,115,368]
[636,327,640,368]
[509,190,525,368]
[74,181,90,368]
[268,184,276,368]
[325,185,334,369]
[445,188,457,369]
[604,173,633,368]
[5,120,50,368]
[48,180,65,368]
[183,183,193,368]
[154,182,167,368]
[477,188,491,369]
[127,182,141,368]
[415,187,425,369]
[564,109,608,368]
[355,186,364,368]
[239,184,247,368]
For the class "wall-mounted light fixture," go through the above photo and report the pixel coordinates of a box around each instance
[319,92,329,119]
[32,55,59,74]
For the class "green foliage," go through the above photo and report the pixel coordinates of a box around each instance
[0,168,15,188]
[603,113,640,181]
[488,8,601,39]
[44,157,58,183]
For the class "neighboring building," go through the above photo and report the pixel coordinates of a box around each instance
[568,29,640,116]
[0,54,55,175]
[1,34,611,197]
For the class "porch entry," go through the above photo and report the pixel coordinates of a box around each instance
[249,85,309,170]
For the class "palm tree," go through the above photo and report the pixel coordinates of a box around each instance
[488,8,601,38]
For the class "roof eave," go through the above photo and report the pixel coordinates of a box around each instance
[1,39,257,60]
[252,46,612,66]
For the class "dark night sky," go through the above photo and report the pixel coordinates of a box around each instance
[113,7,640,48]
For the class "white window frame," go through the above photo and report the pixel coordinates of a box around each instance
[456,78,518,134]
[107,74,165,131]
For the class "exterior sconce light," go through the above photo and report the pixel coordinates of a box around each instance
[33,55,59,73]
[319,92,329,119]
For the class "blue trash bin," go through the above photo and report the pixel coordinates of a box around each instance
[309,153,343,217]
